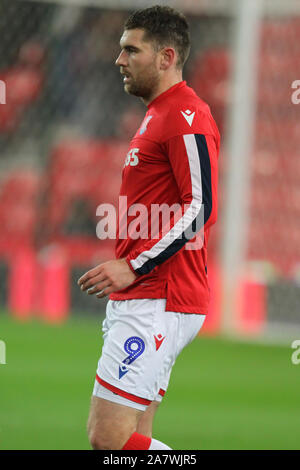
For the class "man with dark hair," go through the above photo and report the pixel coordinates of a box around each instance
[78,5,220,450]
[124,5,191,69]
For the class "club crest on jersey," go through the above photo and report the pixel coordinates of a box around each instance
[119,336,145,379]
[181,109,195,127]
[139,115,153,134]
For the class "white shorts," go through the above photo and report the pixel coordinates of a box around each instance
[92,298,205,411]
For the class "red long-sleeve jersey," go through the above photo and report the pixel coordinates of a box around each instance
[110,81,220,314]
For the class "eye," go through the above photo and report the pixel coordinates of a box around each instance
[125,47,138,54]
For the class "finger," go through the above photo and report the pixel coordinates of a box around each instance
[80,272,106,291]
[77,264,103,285]
[87,279,112,295]
[78,269,101,286]
[96,285,115,299]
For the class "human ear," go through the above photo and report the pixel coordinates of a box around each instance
[160,47,175,70]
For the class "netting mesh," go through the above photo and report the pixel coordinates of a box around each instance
[248,18,300,273]
[0,0,231,319]
[243,17,300,332]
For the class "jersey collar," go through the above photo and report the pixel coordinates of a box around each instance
[147,81,186,109]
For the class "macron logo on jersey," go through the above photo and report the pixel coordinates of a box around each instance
[181,109,195,127]
[154,334,166,351]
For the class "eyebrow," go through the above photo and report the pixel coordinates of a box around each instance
[120,44,140,52]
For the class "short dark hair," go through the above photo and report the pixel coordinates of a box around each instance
[124,5,191,69]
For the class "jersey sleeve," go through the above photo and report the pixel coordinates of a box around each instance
[125,132,219,276]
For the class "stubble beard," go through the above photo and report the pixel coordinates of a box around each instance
[124,65,160,102]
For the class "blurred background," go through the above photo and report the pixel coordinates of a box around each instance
[0,0,300,450]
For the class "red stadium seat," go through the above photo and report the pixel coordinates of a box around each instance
[0,40,44,134]
[4,67,43,106]
[43,139,127,264]
[0,102,21,133]
[189,47,231,133]
[257,19,300,114]
[0,170,42,255]
[248,149,300,275]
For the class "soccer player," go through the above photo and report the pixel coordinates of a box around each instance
[78,5,220,450]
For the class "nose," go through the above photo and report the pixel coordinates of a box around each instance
[115,49,127,67]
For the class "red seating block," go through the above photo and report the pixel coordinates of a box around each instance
[0,170,42,254]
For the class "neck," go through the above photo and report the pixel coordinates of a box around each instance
[142,72,183,106]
